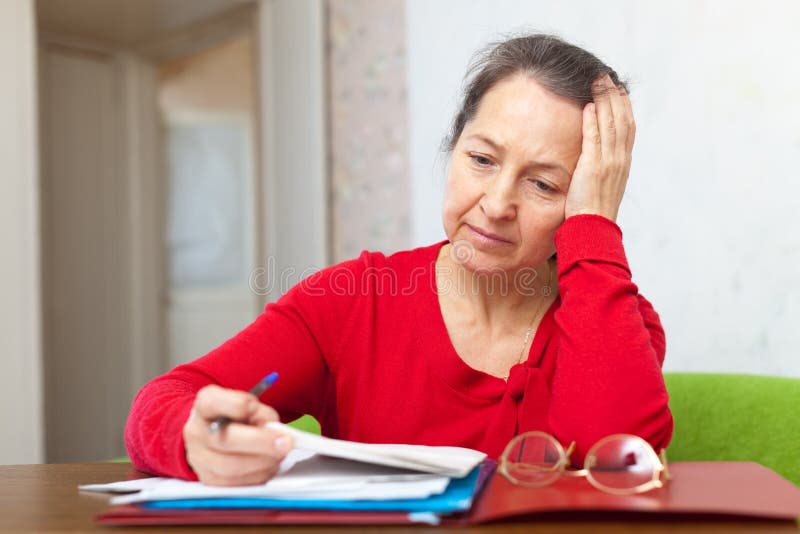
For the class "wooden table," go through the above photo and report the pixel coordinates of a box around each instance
[0,463,797,533]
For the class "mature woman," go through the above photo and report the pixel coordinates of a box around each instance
[126,34,672,486]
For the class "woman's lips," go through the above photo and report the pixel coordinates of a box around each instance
[466,223,513,245]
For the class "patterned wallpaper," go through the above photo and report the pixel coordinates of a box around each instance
[327,0,410,262]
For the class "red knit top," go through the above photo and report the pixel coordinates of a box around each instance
[125,214,673,480]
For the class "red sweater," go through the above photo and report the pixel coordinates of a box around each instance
[125,214,672,480]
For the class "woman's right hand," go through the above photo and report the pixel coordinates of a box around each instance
[182,385,293,486]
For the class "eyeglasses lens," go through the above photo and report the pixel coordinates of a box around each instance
[586,437,656,491]
[503,434,563,486]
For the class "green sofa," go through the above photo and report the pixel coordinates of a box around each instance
[664,372,800,486]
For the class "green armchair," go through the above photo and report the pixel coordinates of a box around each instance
[664,372,800,486]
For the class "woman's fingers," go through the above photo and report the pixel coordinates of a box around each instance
[184,390,290,456]
[247,402,281,427]
[189,447,281,487]
[581,102,600,162]
[620,87,636,154]
[183,386,292,487]
[567,74,636,222]
[592,75,616,156]
[206,423,293,458]
[592,74,636,161]
[603,75,629,156]
[193,385,258,422]
[192,385,280,429]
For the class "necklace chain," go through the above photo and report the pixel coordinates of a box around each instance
[504,261,555,379]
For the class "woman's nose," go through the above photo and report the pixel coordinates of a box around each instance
[479,177,516,220]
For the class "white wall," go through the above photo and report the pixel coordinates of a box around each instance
[406,0,800,377]
[0,0,44,464]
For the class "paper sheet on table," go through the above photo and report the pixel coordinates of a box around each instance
[269,422,486,478]
[81,449,453,504]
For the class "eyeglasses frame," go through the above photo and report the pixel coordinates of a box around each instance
[498,431,671,495]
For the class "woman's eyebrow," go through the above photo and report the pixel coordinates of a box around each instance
[466,133,505,152]
[465,134,570,177]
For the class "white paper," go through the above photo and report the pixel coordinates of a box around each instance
[83,450,452,505]
[269,423,486,478]
[81,427,486,505]
[110,476,450,505]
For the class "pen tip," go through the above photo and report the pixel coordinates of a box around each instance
[265,372,279,385]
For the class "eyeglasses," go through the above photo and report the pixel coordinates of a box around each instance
[498,431,671,495]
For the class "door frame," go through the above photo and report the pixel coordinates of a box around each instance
[37,0,329,460]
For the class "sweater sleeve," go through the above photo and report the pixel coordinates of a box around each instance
[124,257,365,479]
[548,214,673,462]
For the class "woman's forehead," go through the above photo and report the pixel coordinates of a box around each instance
[463,75,583,164]
[472,75,582,132]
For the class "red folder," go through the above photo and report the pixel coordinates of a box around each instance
[97,462,800,526]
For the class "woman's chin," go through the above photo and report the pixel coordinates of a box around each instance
[455,253,513,276]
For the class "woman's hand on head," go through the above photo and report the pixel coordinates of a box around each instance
[182,384,293,486]
[565,73,636,222]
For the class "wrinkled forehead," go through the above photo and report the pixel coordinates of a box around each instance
[463,74,583,163]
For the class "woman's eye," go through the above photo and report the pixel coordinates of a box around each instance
[530,179,553,193]
[469,154,493,167]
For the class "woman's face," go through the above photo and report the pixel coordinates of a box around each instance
[442,74,584,274]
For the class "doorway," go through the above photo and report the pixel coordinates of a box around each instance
[158,32,262,368]
[36,0,328,463]
[36,0,262,462]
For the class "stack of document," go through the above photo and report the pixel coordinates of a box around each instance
[82,423,490,521]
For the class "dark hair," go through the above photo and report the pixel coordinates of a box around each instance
[443,33,628,152]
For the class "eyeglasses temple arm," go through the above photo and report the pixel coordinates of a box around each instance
[659,449,672,481]
[564,441,577,465]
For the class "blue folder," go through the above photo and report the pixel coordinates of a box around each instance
[142,460,495,514]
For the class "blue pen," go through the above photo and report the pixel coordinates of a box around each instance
[208,372,279,433]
